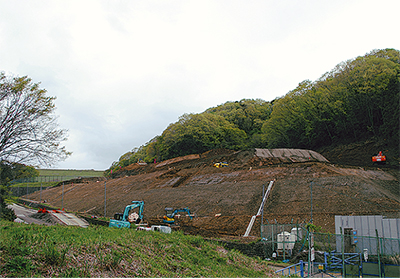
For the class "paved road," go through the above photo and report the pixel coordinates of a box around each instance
[8,204,89,227]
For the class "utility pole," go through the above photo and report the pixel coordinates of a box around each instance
[310,181,313,224]
[62,182,64,209]
[104,181,107,217]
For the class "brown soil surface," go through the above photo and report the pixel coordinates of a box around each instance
[27,145,399,242]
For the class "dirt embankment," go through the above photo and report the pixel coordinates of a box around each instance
[27,146,399,240]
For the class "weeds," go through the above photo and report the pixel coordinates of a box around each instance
[0,220,274,277]
[4,255,33,277]
[94,243,123,271]
[60,267,85,278]
[42,241,68,265]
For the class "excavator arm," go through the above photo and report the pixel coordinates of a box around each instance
[163,207,193,224]
[109,201,144,228]
[123,201,144,222]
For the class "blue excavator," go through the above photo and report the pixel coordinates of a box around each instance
[163,207,193,224]
[109,201,144,228]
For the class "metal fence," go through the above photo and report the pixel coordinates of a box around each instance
[9,185,51,197]
[11,175,97,184]
[261,222,308,260]
[262,223,400,257]
[313,231,400,257]
[262,223,400,277]
[8,175,102,198]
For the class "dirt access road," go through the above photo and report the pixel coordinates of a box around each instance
[27,147,399,240]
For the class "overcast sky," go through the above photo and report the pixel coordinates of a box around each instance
[0,0,398,170]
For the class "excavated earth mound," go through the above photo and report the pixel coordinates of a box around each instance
[27,148,399,240]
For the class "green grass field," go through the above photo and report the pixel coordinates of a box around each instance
[38,169,104,177]
[0,220,275,277]
[8,169,104,188]
[10,181,60,188]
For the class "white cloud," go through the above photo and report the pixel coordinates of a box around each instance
[0,0,398,169]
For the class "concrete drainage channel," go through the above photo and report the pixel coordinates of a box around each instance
[50,211,89,227]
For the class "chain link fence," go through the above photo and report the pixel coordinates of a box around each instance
[262,223,400,277]
[11,175,97,184]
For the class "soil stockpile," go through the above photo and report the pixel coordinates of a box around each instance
[26,148,399,239]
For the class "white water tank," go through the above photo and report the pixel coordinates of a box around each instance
[277,231,291,250]
[288,233,296,250]
[291,227,302,241]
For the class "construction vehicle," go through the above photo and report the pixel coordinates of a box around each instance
[109,201,144,228]
[137,225,172,233]
[372,151,386,165]
[163,207,193,224]
[213,162,228,168]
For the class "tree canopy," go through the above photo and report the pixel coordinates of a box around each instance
[107,48,399,176]
[0,73,71,167]
[0,73,70,220]
[262,48,399,148]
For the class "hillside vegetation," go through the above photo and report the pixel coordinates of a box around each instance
[0,220,275,277]
[108,48,399,175]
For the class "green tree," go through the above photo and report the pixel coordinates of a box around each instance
[0,185,16,221]
[262,81,313,148]
[108,49,399,174]
[0,161,39,185]
[0,161,35,221]
[343,51,399,139]
[0,73,70,220]
[206,99,272,147]
[0,73,71,166]
[314,48,400,142]
[262,48,400,149]
[158,113,247,160]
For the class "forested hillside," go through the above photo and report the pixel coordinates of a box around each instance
[107,48,399,174]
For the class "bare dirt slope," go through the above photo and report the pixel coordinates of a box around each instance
[27,147,399,240]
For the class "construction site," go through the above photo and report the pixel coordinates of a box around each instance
[24,144,399,242]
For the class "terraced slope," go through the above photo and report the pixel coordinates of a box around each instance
[27,148,399,239]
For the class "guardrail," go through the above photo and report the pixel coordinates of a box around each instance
[275,260,305,277]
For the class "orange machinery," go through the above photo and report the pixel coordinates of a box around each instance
[372,151,386,164]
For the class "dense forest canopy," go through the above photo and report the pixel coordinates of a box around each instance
[106,48,399,175]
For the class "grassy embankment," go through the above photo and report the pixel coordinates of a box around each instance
[38,169,104,177]
[0,220,275,277]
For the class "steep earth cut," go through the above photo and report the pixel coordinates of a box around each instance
[27,148,399,240]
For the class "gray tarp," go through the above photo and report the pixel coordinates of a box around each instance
[255,148,329,163]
